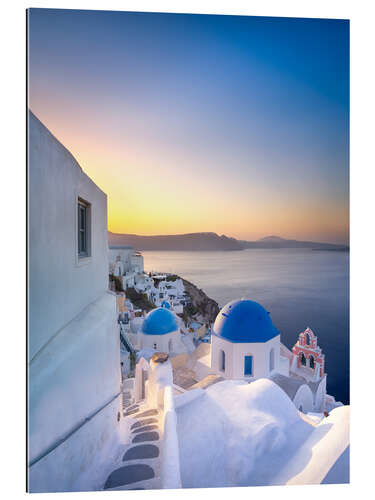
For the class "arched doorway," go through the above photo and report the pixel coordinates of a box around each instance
[309,355,315,369]
[244,355,253,376]
[300,352,306,366]
[168,339,173,353]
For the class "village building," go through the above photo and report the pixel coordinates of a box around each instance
[109,244,144,290]
[28,111,122,492]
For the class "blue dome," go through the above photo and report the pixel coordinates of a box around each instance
[142,307,178,336]
[161,300,171,310]
[213,299,279,343]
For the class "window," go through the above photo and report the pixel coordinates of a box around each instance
[269,348,275,372]
[220,350,226,372]
[244,355,253,376]
[309,355,315,369]
[77,198,90,258]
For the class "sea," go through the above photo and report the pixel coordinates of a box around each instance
[142,248,350,405]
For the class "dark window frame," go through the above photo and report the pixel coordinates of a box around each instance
[244,355,253,376]
[77,198,91,259]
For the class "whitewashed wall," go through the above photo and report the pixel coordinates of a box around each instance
[28,111,121,492]
[109,247,134,274]
[131,254,144,273]
[28,111,109,359]
[211,334,280,380]
[143,358,182,488]
[140,330,178,353]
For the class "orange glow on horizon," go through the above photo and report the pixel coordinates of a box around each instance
[29,105,349,245]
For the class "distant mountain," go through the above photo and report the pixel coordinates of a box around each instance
[258,236,287,243]
[239,236,349,251]
[108,231,349,252]
[108,231,243,251]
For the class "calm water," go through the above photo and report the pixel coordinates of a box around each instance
[142,248,349,404]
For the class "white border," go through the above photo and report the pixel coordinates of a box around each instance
[1,1,374,500]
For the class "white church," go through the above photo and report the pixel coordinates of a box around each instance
[122,302,193,357]
[140,306,180,353]
[185,298,332,414]
[210,298,281,379]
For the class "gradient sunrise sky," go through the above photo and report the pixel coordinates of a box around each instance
[28,9,349,244]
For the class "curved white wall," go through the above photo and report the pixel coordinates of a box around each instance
[275,406,350,485]
[314,377,327,412]
[28,396,121,493]
[29,292,121,464]
[293,384,314,414]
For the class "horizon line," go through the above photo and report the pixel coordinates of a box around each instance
[108,230,349,246]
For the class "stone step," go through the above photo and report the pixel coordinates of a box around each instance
[123,444,160,461]
[131,417,159,430]
[124,407,141,416]
[132,431,159,444]
[102,404,162,492]
[131,409,159,418]
[132,424,159,434]
[104,464,155,489]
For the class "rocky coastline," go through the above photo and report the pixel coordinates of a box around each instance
[179,276,220,326]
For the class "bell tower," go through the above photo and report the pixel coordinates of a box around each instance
[292,327,325,378]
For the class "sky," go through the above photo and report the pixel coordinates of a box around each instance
[28,9,349,244]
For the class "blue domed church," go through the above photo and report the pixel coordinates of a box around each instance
[210,299,281,380]
[140,307,179,353]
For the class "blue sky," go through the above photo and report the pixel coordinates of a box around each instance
[28,9,349,243]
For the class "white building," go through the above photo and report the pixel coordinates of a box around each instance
[131,251,144,273]
[139,307,180,353]
[192,298,335,414]
[210,299,281,379]
[109,245,134,275]
[134,274,186,313]
[109,245,144,289]
[28,111,121,492]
